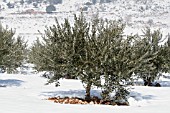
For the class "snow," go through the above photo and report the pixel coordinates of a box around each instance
[1,0,170,112]
[1,0,170,46]
[0,73,170,113]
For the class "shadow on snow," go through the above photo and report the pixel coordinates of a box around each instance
[0,79,24,87]
[41,89,102,98]
[42,90,156,101]
[159,81,170,87]
[130,91,156,101]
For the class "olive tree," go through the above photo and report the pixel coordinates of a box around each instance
[0,24,27,73]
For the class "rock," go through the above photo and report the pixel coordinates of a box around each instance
[63,98,69,104]
[48,96,124,105]
[75,98,79,104]
[69,99,75,104]
[54,99,59,103]
[78,100,84,104]
[84,101,88,104]
[59,98,64,103]
[89,101,94,104]
[48,97,58,101]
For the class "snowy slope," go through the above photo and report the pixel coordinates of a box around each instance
[1,0,170,46]
[0,73,170,113]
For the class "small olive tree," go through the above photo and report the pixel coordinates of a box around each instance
[161,35,170,73]
[135,28,167,86]
[0,24,27,73]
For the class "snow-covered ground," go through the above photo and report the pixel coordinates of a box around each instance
[1,0,170,46]
[1,0,170,112]
[0,73,170,113]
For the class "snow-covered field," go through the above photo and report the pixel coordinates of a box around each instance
[0,73,170,113]
[1,0,170,112]
[1,0,170,46]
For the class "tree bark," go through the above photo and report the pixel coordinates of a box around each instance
[144,77,152,86]
[85,82,92,102]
